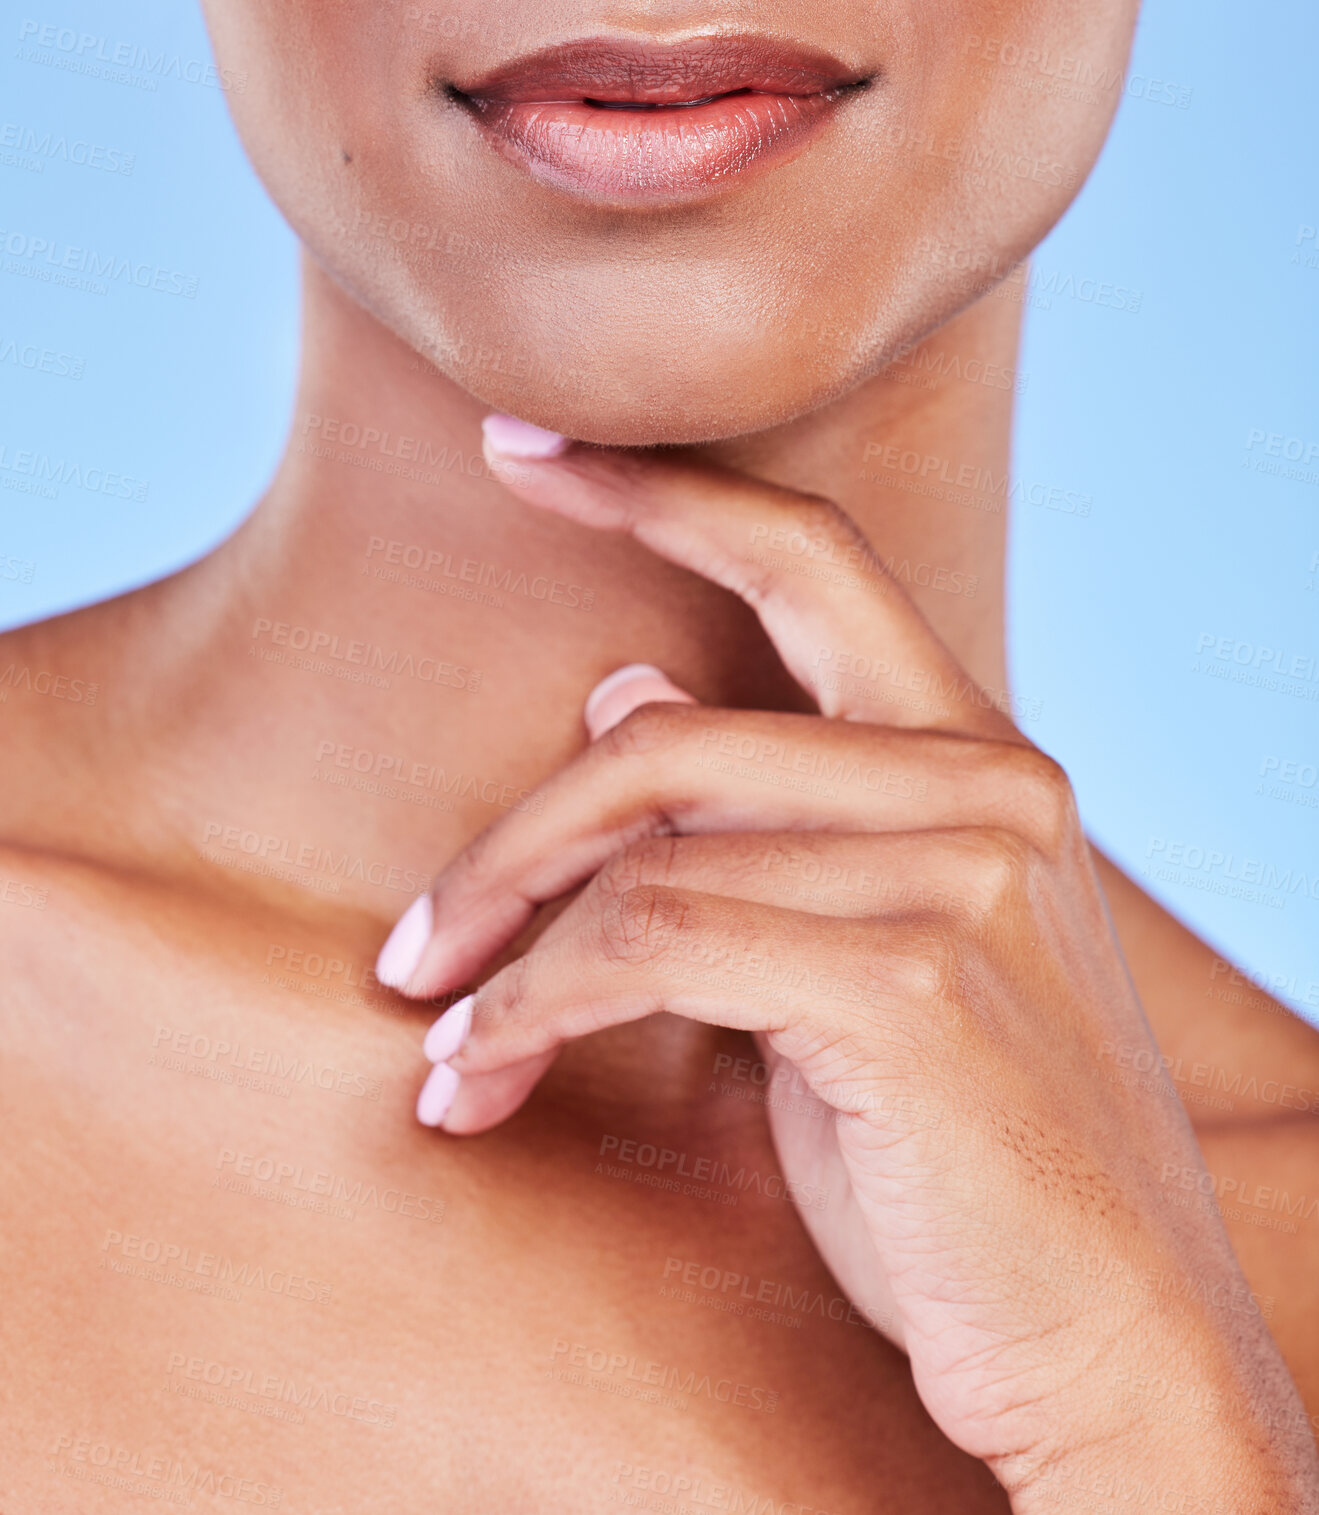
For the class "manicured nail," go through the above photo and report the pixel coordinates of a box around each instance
[416,1061,460,1127]
[482,413,570,460]
[584,663,698,740]
[376,894,433,990]
[423,994,474,1064]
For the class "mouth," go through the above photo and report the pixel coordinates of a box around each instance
[442,35,872,204]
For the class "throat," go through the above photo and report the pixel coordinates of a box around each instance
[96,257,1015,924]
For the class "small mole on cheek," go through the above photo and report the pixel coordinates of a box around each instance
[341,149,353,165]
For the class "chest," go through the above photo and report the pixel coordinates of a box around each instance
[0,902,1008,1514]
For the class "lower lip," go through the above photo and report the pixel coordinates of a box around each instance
[456,89,848,202]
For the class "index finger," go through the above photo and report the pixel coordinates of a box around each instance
[482,413,1013,736]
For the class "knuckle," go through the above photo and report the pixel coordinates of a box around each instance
[795,492,856,543]
[961,827,1038,911]
[876,916,967,1006]
[594,835,684,900]
[597,700,694,759]
[599,884,690,966]
[987,743,1078,853]
[435,820,501,895]
[483,952,532,1020]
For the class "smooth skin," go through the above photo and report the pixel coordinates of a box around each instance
[2,0,1319,1509]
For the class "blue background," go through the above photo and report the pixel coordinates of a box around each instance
[1,0,1316,1016]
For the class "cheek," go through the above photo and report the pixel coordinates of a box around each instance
[201,1,421,245]
[887,0,1138,231]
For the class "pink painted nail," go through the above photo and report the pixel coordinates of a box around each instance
[416,1061,460,1127]
[482,413,570,460]
[376,894,433,990]
[423,994,474,1064]
[584,663,698,740]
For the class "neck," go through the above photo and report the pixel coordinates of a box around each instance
[114,255,1020,920]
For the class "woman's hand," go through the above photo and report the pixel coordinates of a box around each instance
[377,416,1319,1512]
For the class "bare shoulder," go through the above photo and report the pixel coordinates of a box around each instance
[0,582,144,944]
[0,577,178,850]
[0,593,121,742]
[1094,848,1319,1125]
[1093,851,1319,1417]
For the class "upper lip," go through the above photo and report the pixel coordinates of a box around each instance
[446,34,870,107]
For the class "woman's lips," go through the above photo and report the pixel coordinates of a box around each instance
[445,36,870,202]
[462,92,847,201]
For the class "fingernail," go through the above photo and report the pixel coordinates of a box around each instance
[376,894,433,990]
[423,994,474,1064]
[584,663,698,740]
[416,1061,460,1127]
[481,413,570,460]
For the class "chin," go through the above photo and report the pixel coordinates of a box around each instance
[450,362,851,449]
[410,307,871,448]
